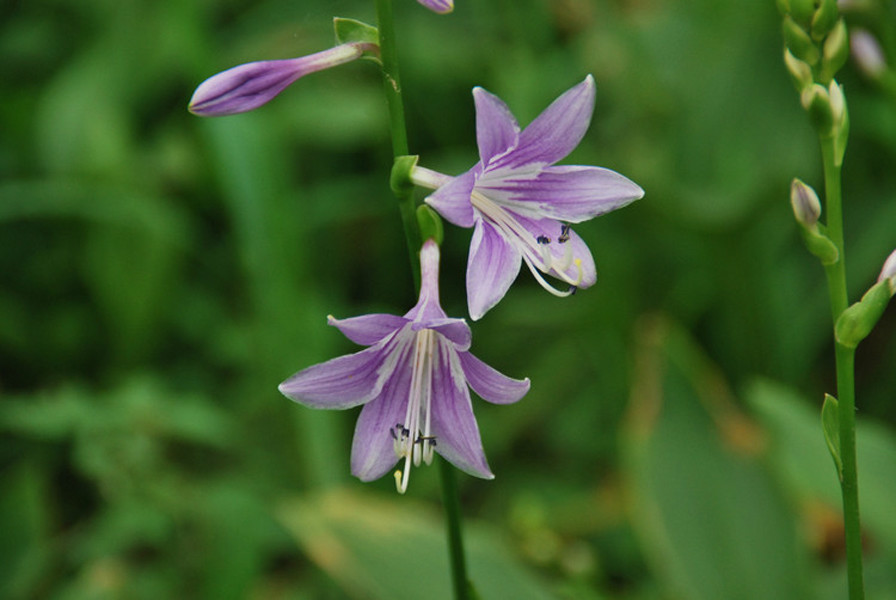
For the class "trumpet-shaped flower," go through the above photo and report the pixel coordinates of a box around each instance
[189,42,376,117]
[420,76,644,320]
[278,240,529,493]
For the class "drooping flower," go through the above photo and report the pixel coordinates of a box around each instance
[418,75,644,320]
[417,0,454,13]
[278,239,530,493]
[189,42,376,117]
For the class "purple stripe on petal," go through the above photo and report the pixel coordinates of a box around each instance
[478,165,644,223]
[328,314,407,346]
[458,351,529,404]
[417,0,454,13]
[278,343,390,409]
[430,342,493,478]
[350,353,413,481]
[473,87,521,166]
[466,219,522,320]
[488,76,595,172]
[425,167,478,227]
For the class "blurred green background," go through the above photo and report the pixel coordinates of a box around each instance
[2,0,895,598]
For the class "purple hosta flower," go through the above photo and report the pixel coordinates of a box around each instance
[278,240,529,493]
[418,0,454,13]
[418,75,644,320]
[189,42,376,117]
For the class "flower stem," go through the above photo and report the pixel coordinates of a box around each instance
[375,0,421,286]
[820,136,865,600]
[439,458,472,600]
[374,2,470,598]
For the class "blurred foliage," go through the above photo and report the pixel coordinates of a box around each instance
[2,0,895,598]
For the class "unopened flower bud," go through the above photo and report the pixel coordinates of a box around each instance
[417,0,454,13]
[878,248,896,295]
[788,0,818,24]
[783,16,820,64]
[851,29,887,79]
[828,80,846,126]
[822,19,850,79]
[801,83,835,134]
[784,49,814,92]
[189,42,376,117]
[811,0,840,40]
[790,179,821,227]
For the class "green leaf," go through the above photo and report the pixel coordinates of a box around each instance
[747,379,896,552]
[278,489,554,600]
[621,318,811,600]
[821,393,842,479]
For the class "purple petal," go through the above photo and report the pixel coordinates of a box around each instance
[278,343,390,409]
[417,0,454,13]
[477,165,644,223]
[430,341,493,478]
[425,167,478,228]
[414,318,472,350]
[350,353,414,481]
[328,314,407,346]
[516,214,597,288]
[486,75,595,172]
[189,44,366,117]
[473,87,521,166]
[458,351,530,404]
[466,219,522,320]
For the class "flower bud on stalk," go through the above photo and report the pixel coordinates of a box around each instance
[790,178,821,227]
[821,19,850,81]
[811,0,840,40]
[879,249,896,295]
[783,16,820,64]
[835,280,893,347]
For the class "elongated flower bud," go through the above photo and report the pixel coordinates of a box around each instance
[189,42,376,117]
[417,0,454,13]
[790,178,821,227]
[879,248,896,295]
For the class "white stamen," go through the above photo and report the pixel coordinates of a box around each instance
[392,329,437,494]
[470,190,584,295]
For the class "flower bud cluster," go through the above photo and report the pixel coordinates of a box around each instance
[779,0,850,145]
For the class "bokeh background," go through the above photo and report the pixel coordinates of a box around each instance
[2,0,896,598]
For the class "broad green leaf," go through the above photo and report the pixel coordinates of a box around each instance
[621,318,811,600]
[747,379,896,551]
[278,487,555,600]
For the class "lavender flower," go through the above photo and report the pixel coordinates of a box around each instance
[420,76,644,320]
[418,0,454,13]
[279,240,529,493]
[189,42,376,117]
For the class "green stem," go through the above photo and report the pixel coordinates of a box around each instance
[374,3,469,598]
[375,0,421,286]
[439,458,472,600]
[820,136,865,600]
